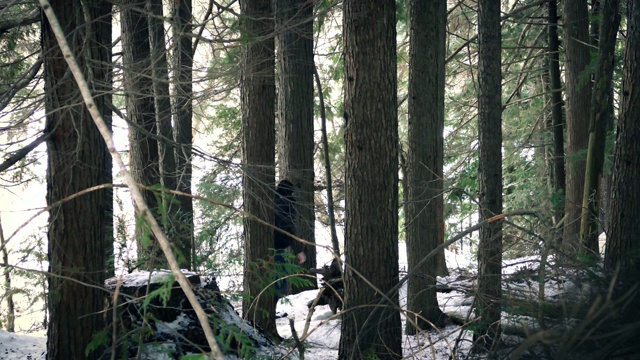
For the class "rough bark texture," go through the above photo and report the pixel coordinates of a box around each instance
[338,2,402,359]
[474,0,503,352]
[149,0,175,191]
[148,0,180,254]
[602,3,640,354]
[562,0,592,250]
[121,0,164,268]
[172,0,194,269]
[43,1,112,358]
[547,0,566,233]
[240,0,278,340]
[605,0,640,299]
[580,0,620,253]
[275,0,317,292]
[405,0,447,335]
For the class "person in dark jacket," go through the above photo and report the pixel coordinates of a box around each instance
[273,180,306,303]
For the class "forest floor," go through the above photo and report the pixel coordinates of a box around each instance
[0,245,599,359]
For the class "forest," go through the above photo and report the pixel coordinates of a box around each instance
[0,0,639,359]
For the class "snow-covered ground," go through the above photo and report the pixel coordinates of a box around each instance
[0,329,46,360]
[0,245,589,359]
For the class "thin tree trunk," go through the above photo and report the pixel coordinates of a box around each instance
[0,216,14,332]
[474,0,503,352]
[314,67,340,257]
[547,0,566,234]
[580,0,620,253]
[562,0,592,250]
[172,0,194,269]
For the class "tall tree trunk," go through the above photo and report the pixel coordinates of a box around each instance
[239,0,278,340]
[338,2,402,359]
[580,0,620,253]
[172,0,193,269]
[405,0,448,335]
[474,0,503,352]
[604,0,640,351]
[547,0,566,235]
[121,0,164,269]
[604,0,640,285]
[274,0,316,293]
[148,0,180,257]
[562,0,592,250]
[43,1,112,358]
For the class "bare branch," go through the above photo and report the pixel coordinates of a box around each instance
[0,7,39,33]
[0,131,48,173]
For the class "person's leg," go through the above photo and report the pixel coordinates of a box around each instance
[274,250,287,298]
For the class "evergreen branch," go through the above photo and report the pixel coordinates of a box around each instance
[446,0,549,64]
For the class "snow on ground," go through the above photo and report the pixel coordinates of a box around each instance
[275,286,476,360]
[0,330,46,360]
[0,247,580,359]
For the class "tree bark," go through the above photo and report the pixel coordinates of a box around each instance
[0,216,14,332]
[275,0,317,293]
[604,0,640,300]
[547,0,566,234]
[239,0,278,340]
[579,0,620,253]
[405,0,448,335]
[172,0,194,269]
[562,0,592,250]
[338,2,402,359]
[148,0,181,259]
[121,0,164,269]
[602,4,640,352]
[43,1,112,358]
[474,0,503,352]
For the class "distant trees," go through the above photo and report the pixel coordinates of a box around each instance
[338,1,402,359]
[42,0,112,358]
[121,0,164,267]
[120,0,193,270]
[474,0,503,351]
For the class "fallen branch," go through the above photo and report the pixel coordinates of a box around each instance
[289,318,304,360]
